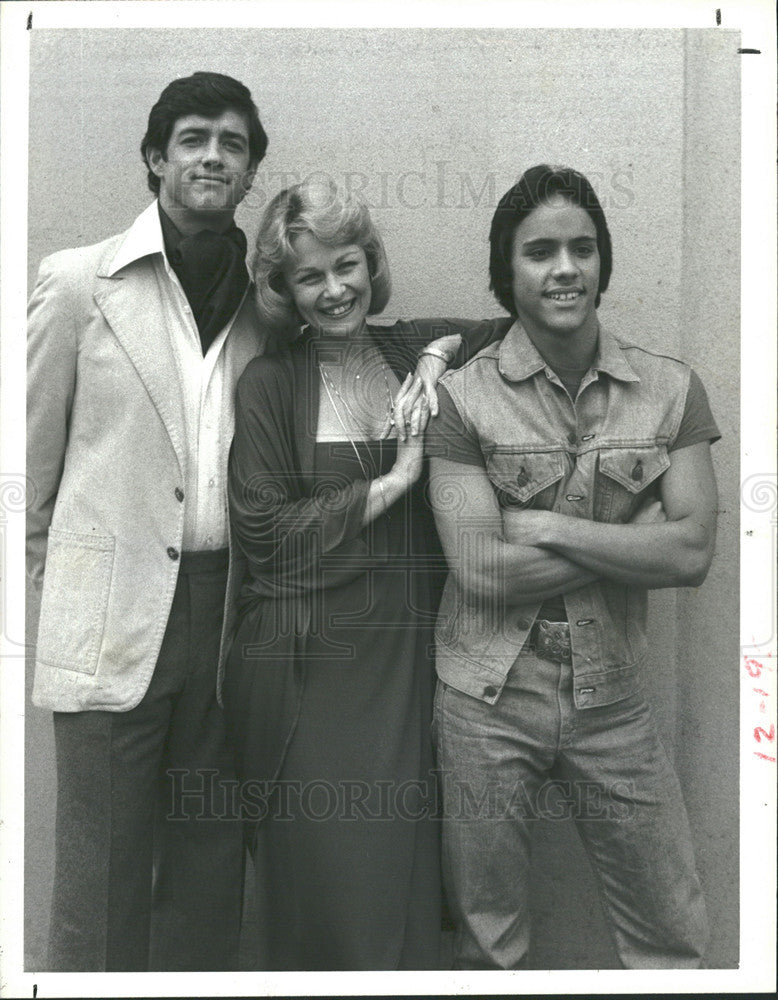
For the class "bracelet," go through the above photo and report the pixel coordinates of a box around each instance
[377,476,388,513]
[418,345,451,364]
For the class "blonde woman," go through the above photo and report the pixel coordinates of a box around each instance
[225,181,475,969]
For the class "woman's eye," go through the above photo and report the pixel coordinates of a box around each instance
[575,245,595,257]
[528,249,549,260]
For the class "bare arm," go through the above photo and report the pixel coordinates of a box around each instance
[429,457,598,604]
[502,442,718,589]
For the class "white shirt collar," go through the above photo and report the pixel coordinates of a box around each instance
[105,200,165,277]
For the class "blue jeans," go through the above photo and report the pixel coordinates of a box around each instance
[434,649,708,969]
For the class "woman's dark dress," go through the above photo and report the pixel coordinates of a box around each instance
[224,322,467,970]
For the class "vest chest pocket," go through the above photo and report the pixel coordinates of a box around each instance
[486,450,567,510]
[595,445,670,522]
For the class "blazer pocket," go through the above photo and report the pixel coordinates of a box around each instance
[37,528,115,675]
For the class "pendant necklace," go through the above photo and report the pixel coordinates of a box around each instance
[319,363,379,483]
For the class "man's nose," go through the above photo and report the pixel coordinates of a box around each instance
[553,248,579,276]
[201,137,223,166]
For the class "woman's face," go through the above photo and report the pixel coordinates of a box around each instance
[284,232,372,336]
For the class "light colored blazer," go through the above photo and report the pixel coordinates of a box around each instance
[27,206,266,712]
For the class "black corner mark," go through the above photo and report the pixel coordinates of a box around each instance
[27,12,33,30]
[715,8,721,26]
[737,48,762,54]
[33,986,37,999]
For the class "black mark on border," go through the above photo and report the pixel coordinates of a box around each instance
[27,12,32,30]
[738,48,762,54]
[715,8,721,26]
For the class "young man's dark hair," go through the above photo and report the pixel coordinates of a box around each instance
[488,164,613,313]
[140,71,268,193]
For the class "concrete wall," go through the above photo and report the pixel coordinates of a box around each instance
[25,27,740,969]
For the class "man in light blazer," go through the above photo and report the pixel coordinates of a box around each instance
[27,72,269,971]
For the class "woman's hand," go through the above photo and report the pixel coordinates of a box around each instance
[380,354,446,439]
[381,372,432,442]
[389,373,431,486]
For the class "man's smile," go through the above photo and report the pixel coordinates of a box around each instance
[543,288,584,302]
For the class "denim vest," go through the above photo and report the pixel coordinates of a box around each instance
[435,322,690,710]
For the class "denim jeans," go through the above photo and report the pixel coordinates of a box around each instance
[434,649,709,969]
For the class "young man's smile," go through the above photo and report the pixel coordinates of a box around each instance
[510,195,600,343]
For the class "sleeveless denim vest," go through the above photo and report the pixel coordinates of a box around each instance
[435,322,690,709]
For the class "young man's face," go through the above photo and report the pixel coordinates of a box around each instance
[148,110,255,223]
[510,196,600,340]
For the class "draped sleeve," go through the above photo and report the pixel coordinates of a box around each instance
[229,352,370,598]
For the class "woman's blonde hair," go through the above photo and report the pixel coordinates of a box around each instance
[253,179,392,340]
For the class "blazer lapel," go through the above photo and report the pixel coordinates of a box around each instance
[94,265,188,473]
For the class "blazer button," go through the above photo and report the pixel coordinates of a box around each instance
[516,618,531,631]
[483,685,498,699]
[174,487,184,502]
[167,547,180,561]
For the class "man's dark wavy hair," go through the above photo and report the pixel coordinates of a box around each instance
[488,164,613,314]
[140,72,268,194]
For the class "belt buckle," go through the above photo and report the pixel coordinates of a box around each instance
[533,619,572,665]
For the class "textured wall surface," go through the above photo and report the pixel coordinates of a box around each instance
[25,26,740,970]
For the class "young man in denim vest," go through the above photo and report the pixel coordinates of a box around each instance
[425,165,719,969]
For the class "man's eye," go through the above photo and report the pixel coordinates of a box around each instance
[528,249,549,260]
[576,245,595,257]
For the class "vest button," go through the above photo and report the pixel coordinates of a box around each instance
[174,487,184,502]
[167,547,180,561]
[631,460,644,481]
[483,685,498,699]
[516,618,531,631]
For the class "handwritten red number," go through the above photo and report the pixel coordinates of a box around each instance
[744,658,763,678]
[754,724,775,743]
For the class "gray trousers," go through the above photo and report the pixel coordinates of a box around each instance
[48,549,244,971]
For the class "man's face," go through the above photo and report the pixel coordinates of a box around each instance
[147,110,255,220]
[510,196,600,340]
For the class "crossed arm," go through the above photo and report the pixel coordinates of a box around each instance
[429,441,718,603]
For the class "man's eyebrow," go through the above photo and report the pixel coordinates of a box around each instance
[521,235,597,246]
[177,126,248,144]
